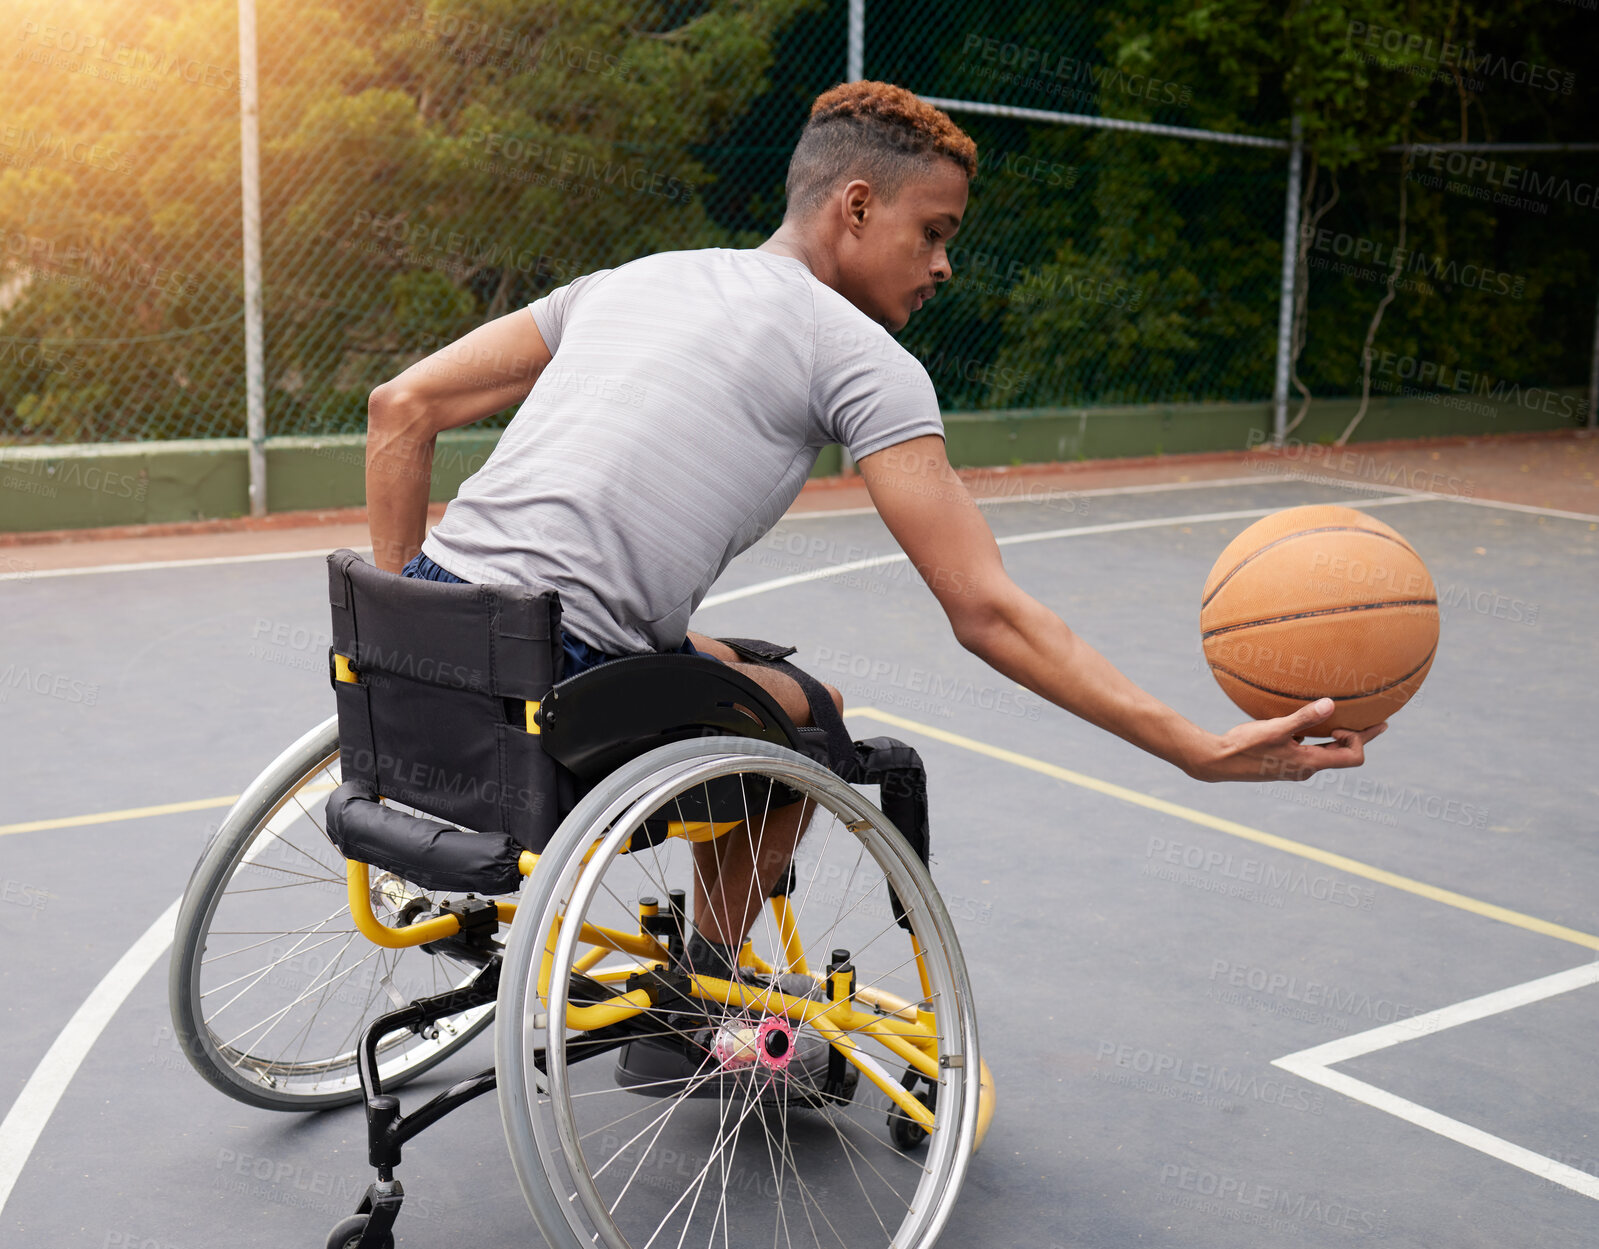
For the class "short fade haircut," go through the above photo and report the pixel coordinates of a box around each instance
[784,80,978,220]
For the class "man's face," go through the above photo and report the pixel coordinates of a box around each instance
[834,158,968,332]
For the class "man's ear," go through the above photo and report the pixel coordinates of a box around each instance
[841,178,872,233]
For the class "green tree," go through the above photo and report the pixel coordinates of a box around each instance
[0,0,812,442]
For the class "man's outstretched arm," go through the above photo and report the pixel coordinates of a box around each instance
[366,310,554,571]
[856,435,1386,783]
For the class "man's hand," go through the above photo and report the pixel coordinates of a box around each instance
[1184,698,1388,783]
[855,435,1389,785]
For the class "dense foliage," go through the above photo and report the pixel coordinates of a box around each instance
[1,0,1594,442]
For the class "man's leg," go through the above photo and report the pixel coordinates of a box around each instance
[683,631,843,953]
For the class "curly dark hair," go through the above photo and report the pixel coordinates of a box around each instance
[784,80,977,219]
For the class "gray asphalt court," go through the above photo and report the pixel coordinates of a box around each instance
[2,472,1596,1248]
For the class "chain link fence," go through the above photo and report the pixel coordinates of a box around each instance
[2,0,1594,450]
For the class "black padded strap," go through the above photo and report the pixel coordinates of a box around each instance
[713,636,932,930]
[714,637,854,777]
[324,779,524,895]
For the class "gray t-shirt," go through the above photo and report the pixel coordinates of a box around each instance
[421,247,945,653]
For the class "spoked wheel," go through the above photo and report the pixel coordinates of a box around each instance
[169,716,501,1110]
[499,736,985,1249]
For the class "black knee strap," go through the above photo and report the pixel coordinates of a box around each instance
[715,636,933,930]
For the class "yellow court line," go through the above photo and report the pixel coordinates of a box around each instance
[845,705,1599,953]
[0,795,240,837]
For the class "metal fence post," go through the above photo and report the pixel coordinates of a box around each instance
[848,0,863,82]
[239,0,266,516]
[838,0,865,477]
[1272,115,1303,448]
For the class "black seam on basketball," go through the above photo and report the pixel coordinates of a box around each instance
[1201,525,1420,610]
[1201,598,1438,639]
[1208,641,1437,701]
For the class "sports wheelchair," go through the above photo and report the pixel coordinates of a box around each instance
[168,550,993,1249]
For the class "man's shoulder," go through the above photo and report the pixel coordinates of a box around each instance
[809,292,929,385]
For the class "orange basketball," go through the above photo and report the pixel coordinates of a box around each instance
[1200,505,1439,732]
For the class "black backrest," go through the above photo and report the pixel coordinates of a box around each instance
[326,549,566,851]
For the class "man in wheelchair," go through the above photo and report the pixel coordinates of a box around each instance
[173,79,1387,1249]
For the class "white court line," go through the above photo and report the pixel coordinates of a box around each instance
[703,493,1436,608]
[0,545,376,582]
[0,896,180,1213]
[0,787,325,1214]
[788,472,1290,518]
[1274,961,1599,1201]
[1424,494,1599,524]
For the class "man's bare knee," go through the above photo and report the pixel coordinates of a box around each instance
[687,634,844,726]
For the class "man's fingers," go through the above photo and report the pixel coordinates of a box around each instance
[1281,696,1336,737]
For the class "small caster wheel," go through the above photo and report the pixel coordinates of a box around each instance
[326,1213,394,1249]
[887,1068,935,1151]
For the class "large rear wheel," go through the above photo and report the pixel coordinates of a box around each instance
[169,717,501,1110]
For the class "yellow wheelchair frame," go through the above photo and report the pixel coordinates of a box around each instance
[344,826,995,1145]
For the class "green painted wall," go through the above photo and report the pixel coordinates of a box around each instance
[0,394,1580,533]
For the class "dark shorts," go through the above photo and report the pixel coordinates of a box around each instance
[402,551,724,679]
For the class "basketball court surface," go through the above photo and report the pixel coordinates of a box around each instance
[2,432,1596,1248]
